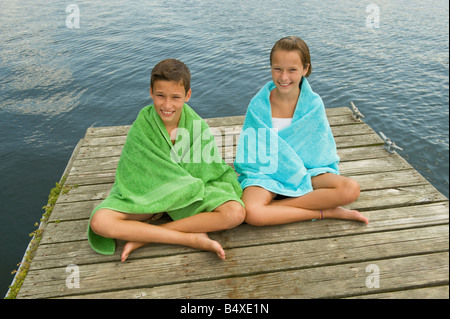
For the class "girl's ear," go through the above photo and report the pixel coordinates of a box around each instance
[303,63,310,76]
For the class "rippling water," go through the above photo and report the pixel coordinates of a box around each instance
[1,0,448,295]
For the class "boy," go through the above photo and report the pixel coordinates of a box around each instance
[88,59,245,261]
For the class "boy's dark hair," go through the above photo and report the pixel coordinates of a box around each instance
[150,59,191,93]
[270,36,312,77]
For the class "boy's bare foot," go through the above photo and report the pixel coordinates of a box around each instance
[323,207,369,225]
[121,241,146,262]
[191,233,226,260]
[120,233,225,262]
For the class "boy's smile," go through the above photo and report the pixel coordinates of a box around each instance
[150,80,192,132]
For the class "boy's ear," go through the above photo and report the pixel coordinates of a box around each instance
[185,88,192,102]
[149,87,154,98]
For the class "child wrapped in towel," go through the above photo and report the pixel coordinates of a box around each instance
[88,59,245,261]
[234,36,369,226]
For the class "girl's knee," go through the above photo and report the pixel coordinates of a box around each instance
[341,178,360,205]
[243,203,266,227]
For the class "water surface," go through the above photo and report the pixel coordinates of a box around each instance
[1,0,448,296]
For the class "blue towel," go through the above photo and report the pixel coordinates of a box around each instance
[234,79,340,197]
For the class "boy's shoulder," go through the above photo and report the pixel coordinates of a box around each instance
[139,104,154,114]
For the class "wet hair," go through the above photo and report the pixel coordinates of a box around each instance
[150,59,191,93]
[269,36,312,77]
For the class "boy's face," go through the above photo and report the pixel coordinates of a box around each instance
[150,80,191,129]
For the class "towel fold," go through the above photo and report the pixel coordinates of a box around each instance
[234,79,339,197]
[88,104,243,255]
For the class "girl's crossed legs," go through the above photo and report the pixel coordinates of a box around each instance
[243,173,369,226]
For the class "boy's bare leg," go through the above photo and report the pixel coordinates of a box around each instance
[162,201,245,233]
[90,209,227,262]
[120,201,245,261]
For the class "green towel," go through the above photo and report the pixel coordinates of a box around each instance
[87,104,243,255]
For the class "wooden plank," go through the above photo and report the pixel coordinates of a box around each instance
[48,200,102,222]
[55,183,113,204]
[82,135,127,147]
[66,171,116,187]
[199,107,357,127]
[204,115,245,127]
[348,285,449,299]
[36,203,449,268]
[208,122,373,139]
[84,125,130,138]
[350,169,430,190]
[353,184,447,210]
[337,145,392,161]
[77,145,124,160]
[18,227,448,298]
[64,252,448,299]
[338,155,412,176]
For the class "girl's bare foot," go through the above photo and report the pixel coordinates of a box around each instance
[323,207,369,225]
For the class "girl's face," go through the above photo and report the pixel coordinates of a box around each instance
[271,50,309,94]
[150,80,191,130]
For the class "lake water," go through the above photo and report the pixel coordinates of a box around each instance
[1,0,448,296]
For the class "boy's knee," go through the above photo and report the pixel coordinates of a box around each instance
[90,209,113,237]
[223,202,246,228]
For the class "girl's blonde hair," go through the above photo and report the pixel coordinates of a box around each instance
[270,36,312,77]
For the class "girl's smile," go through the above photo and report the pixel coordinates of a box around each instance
[271,50,309,95]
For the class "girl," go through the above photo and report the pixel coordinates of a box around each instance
[234,36,369,226]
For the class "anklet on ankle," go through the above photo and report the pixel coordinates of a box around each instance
[311,210,324,222]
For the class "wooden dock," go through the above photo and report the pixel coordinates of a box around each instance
[11,107,449,299]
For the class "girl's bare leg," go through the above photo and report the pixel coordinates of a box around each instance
[274,173,361,210]
[243,185,368,226]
